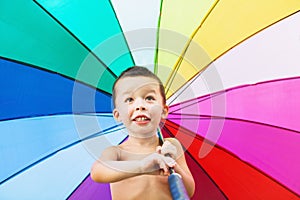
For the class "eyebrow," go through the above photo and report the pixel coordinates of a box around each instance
[121,88,158,96]
[121,91,131,96]
[145,89,158,94]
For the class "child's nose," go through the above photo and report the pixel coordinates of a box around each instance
[135,106,146,111]
[135,99,146,111]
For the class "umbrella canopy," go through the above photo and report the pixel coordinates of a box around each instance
[1,0,300,199]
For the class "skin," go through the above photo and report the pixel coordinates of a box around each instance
[90,76,195,199]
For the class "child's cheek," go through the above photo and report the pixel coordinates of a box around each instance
[125,105,134,116]
[150,105,163,115]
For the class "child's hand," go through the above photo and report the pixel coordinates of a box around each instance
[157,140,178,159]
[140,152,176,175]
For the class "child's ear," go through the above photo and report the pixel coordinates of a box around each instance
[161,105,169,119]
[113,109,121,122]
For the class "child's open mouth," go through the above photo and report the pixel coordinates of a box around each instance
[133,115,150,123]
[134,117,149,122]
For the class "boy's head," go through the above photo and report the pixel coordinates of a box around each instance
[112,66,168,137]
[112,66,166,108]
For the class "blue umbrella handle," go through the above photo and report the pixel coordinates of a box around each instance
[157,128,190,200]
[168,172,190,200]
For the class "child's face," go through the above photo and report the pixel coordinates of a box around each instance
[113,76,168,138]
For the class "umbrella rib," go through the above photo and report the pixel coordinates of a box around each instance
[167,113,300,135]
[169,76,300,114]
[0,56,112,95]
[162,123,229,200]
[66,173,91,199]
[168,90,224,113]
[0,57,113,122]
[83,125,126,141]
[77,113,114,117]
[66,133,129,199]
[166,10,300,102]
[0,56,113,95]
[163,120,300,198]
[153,0,164,75]
[0,112,113,123]
[0,124,125,185]
[32,0,117,79]
[166,70,206,106]
[164,0,220,96]
[108,0,136,66]
[166,62,219,103]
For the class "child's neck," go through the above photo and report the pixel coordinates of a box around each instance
[127,134,159,147]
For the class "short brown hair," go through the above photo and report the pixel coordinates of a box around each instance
[112,66,166,107]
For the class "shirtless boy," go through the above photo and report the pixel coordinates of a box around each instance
[91,66,195,199]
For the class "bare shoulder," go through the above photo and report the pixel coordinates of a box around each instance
[100,146,120,161]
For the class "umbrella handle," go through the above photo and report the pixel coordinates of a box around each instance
[168,173,190,200]
[157,128,190,200]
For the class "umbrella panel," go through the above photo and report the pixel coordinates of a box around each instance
[163,119,300,199]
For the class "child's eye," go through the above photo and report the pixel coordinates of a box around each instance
[145,96,155,101]
[125,97,134,103]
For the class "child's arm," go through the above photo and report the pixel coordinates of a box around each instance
[90,146,140,182]
[90,146,175,183]
[160,138,195,197]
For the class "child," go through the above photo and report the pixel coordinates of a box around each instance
[91,66,195,199]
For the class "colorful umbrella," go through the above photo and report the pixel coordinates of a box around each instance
[1,0,300,199]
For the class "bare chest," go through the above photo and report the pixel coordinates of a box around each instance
[110,175,172,200]
[117,146,155,161]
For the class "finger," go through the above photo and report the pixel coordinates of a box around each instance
[161,142,177,157]
[161,141,170,151]
[165,145,177,154]
[164,170,170,176]
[164,157,176,167]
[162,149,177,159]
[162,140,171,146]
[158,155,172,173]
[156,146,162,154]
[159,161,168,173]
